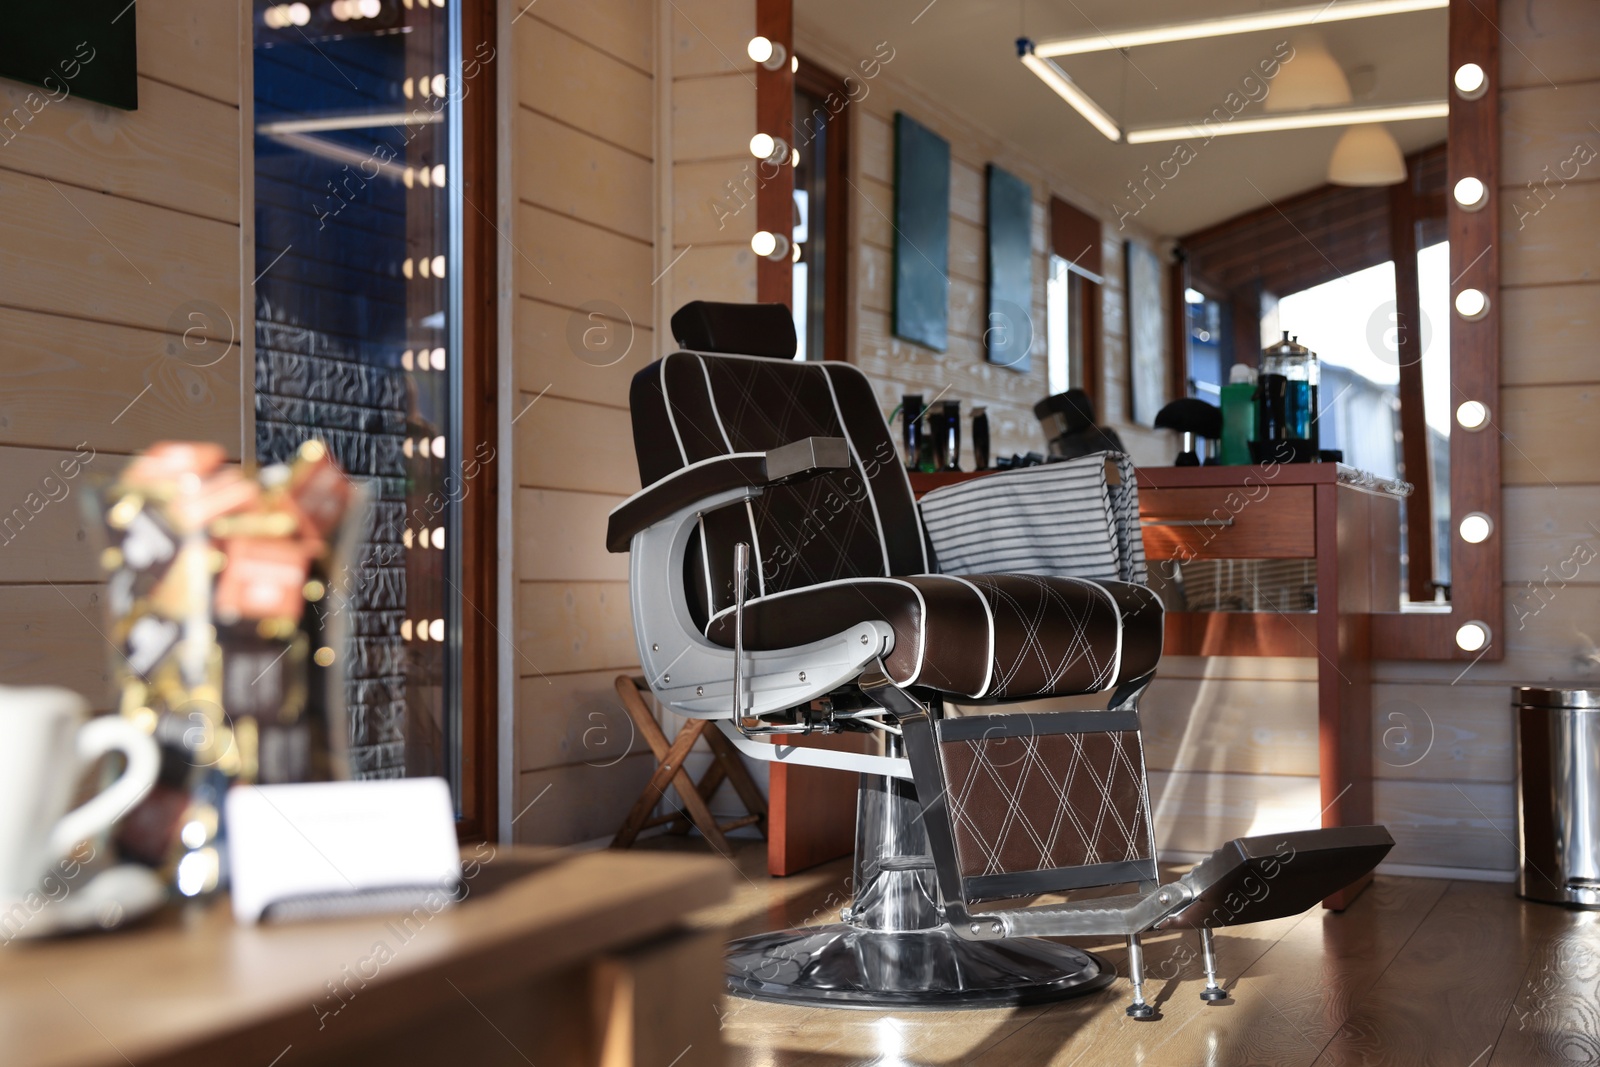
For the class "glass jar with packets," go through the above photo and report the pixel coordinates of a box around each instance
[88,440,366,899]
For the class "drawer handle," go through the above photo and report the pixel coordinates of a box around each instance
[1139,517,1236,529]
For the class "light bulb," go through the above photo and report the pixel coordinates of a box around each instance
[289,2,310,25]
[1459,513,1493,544]
[1455,288,1488,320]
[792,240,802,262]
[746,36,787,71]
[1455,621,1489,652]
[791,54,799,73]
[750,133,776,159]
[429,618,444,642]
[1453,62,1487,99]
[1453,176,1487,210]
[1456,400,1489,430]
[751,231,790,260]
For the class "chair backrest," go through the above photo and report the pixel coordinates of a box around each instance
[629,351,927,625]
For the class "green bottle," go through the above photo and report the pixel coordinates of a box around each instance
[1219,365,1256,465]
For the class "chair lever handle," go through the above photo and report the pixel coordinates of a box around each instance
[732,542,749,724]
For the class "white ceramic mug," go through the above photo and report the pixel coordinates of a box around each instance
[0,686,160,899]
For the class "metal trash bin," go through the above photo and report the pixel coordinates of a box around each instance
[1515,687,1600,907]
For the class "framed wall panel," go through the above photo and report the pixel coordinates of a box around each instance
[892,112,950,352]
[985,164,1033,372]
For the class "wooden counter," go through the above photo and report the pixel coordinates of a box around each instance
[2,847,730,1067]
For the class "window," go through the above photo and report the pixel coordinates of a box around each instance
[1046,255,1098,397]
[792,60,851,361]
[1182,287,1226,402]
[252,0,494,821]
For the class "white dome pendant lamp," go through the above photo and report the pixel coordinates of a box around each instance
[1327,123,1406,186]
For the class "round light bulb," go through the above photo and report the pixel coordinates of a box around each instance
[1455,288,1489,320]
[790,148,799,167]
[792,240,802,262]
[1455,621,1489,652]
[1459,513,1493,544]
[1453,176,1487,210]
[289,3,311,25]
[750,133,776,159]
[791,54,799,73]
[1453,62,1487,99]
[751,231,790,261]
[746,36,787,71]
[1456,399,1489,430]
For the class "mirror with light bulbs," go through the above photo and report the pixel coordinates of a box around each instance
[770,0,1500,658]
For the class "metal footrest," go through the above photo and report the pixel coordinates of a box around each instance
[1158,826,1394,930]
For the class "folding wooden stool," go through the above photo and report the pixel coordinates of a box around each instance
[609,675,767,853]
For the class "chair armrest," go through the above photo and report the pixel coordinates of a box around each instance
[605,437,850,553]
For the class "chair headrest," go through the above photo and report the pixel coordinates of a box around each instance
[670,301,797,360]
[1033,389,1098,435]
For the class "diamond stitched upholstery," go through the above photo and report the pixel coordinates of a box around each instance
[939,730,1153,879]
[702,573,1162,699]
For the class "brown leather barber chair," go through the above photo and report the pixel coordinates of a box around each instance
[604,301,1391,1015]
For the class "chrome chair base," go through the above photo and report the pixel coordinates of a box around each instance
[725,922,1114,1009]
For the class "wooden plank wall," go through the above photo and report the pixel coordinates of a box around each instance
[505,0,762,844]
[792,29,1175,469]
[0,2,247,712]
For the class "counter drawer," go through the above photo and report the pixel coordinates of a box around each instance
[1138,484,1315,561]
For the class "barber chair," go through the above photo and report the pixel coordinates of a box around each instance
[605,301,1392,1015]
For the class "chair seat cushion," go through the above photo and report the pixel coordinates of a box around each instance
[704,574,1163,700]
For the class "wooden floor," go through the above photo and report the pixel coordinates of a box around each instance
[650,838,1600,1067]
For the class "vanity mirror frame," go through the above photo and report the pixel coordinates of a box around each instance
[1369,0,1501,662]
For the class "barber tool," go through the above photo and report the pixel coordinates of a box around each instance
[901,393,924,471]
[1250,331,1320,463]
[1154,398,1224,466]
[89,440,366,898]
[930,399,961,471]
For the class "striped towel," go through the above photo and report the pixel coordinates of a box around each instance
[919,452,1147,584]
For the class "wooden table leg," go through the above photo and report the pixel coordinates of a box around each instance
[591,926,725,1067]
[1317,481,1377,910]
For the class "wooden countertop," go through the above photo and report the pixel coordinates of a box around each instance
[1,847,730,1067]
[909,462,1412,499]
